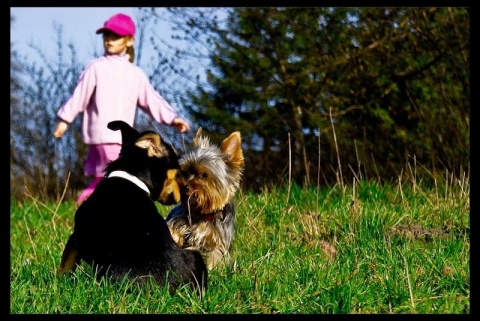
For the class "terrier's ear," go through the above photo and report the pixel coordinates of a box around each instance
[135,132,171,158]
[193,127,203,147]
[220,131,245,168]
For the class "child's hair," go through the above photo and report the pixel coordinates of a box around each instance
[127,44,135,63]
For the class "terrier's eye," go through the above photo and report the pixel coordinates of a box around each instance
[198,173,208,179]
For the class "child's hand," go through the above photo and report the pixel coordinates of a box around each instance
[172,118,190,133]
[54,120,69,138]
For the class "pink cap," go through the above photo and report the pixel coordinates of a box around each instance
[96,13,135,37]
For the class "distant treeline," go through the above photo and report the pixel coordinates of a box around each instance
[10,8,469,200]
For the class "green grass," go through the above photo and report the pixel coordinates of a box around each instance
[10,177,469,313]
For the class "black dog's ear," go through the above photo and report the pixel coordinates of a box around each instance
[107,121,139,146]
[135,132,175,158]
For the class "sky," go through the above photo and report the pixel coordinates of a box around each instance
[10,7,172,70]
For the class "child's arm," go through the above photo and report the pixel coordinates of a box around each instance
[136,71,190,133]
[57,63,97,124]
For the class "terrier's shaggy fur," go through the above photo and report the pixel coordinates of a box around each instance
[166,128,244,270]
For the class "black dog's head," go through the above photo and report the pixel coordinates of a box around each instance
[105,120,181,205]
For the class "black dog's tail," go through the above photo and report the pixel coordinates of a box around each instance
[108,121,139,146]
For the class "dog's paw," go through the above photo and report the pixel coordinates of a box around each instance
[59,248,79,275]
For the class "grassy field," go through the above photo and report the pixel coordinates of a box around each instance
[10,176,469,314]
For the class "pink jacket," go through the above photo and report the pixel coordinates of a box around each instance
[57,54,179,145]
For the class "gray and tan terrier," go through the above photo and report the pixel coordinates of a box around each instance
[166,128,244,270]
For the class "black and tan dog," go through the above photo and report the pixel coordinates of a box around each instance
[59,120,207,294]
[166,128,244,270]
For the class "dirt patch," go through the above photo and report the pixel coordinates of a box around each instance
[388,224,469,241]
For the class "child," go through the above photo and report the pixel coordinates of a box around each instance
[53,13,190,205]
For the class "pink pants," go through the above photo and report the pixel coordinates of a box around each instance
[76,143,121,205]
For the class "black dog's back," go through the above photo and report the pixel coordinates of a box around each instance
[71,178,207,291]
[59,121,207,294]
